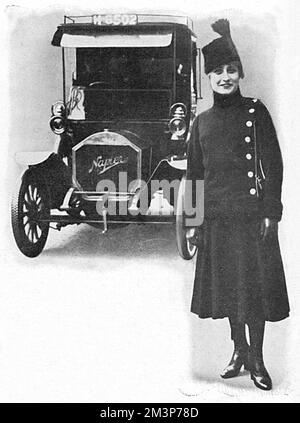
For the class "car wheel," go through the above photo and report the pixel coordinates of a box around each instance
[176,175,197,260]
[11,170,50,257]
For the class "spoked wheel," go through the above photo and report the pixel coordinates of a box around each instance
[11,170,50,257]
[176,175,197,260]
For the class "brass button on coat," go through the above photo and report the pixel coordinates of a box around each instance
[250,188,256,195]
[245,136,251,143]
[246,120,253,127]
[249,108,255,113]
[246,153,252,160]
[248,171,254,177]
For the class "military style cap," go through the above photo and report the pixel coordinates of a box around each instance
[202,19,244,78]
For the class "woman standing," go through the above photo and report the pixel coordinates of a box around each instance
[187,19,289,391]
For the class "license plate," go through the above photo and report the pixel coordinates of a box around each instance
[93,14,137,26]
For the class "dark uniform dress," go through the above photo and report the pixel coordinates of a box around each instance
[187,89,290,323]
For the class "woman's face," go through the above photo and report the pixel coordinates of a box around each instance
[209,63,240,95]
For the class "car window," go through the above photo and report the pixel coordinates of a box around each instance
[75,46,174,89]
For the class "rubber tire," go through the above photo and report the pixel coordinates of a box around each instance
[176,175,197,260]
[11,170,50,258]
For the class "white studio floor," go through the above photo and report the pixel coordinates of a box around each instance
[0,221,299,403]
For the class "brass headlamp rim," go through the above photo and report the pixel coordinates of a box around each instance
[49,115,66,135]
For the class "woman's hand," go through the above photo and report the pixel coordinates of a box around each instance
[260,218,278,241]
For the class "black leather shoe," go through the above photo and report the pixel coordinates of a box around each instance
[249,355,272,391]
[220,349,249,379]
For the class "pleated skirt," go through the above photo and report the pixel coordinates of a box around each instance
[190,219,290,322]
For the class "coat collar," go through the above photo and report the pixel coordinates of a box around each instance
[213,88,243,109]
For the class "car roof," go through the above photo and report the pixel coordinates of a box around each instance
[52,14,197,46]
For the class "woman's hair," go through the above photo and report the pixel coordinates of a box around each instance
[210,60,244,79]
[230,60,244,79]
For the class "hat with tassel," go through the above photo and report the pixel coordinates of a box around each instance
[202,19,244,78]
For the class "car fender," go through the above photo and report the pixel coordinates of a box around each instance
[167,155,187,170]
[16,152,72,209]
[14,151,54,166]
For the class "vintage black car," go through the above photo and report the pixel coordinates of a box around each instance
[11,13,203,258]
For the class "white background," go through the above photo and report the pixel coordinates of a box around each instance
[1,0,300,402]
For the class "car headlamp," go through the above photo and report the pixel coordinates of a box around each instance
[169,103,187,118]
[49,115,66,135]
[169,117,187,138]
[169,103,187,140]
[51,101,65,117]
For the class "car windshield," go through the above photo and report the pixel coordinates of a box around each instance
[74,46,174,89]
